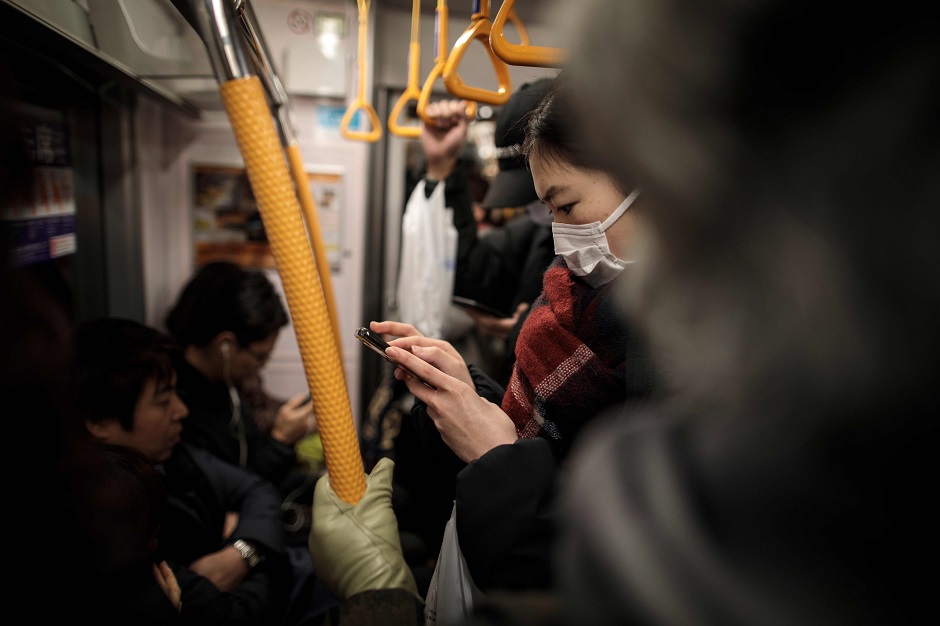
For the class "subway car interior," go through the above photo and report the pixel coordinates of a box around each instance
[2,1,936,624]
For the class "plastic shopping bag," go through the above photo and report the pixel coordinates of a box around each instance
[424,503,484,625]
[396,180,457,339]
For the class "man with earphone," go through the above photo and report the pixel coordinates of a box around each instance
[165,262,318,502]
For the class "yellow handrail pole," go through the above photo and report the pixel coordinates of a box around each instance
[341,0,382,142]
[417,0,476,124]
[442,0,512,105]
[283,146,343,357]
[387,0,423,138]
[490,0,565,67]
[187,0,365,503]
[236,1,343,358]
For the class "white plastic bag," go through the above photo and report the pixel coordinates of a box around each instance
[396,180,458,339]
[424,503,484,625]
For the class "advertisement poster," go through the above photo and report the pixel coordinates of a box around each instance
[192,164,343,271]
[1,104,76,266]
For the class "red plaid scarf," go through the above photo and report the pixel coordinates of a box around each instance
[502,257,643,460]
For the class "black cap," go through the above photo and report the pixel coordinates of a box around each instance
[481,78,553,210]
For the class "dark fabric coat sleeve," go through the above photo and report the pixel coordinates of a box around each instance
[404,364,502,557]
[435,158,543,315]
[410,363,505,461]
[189,445,286,555]
[240,404,298,492]
[174,563,288,626]
[455,215,553,316]
[455,438,558,591]
[173,357,298,492]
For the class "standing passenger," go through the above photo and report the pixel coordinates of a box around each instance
[371,74,659,594]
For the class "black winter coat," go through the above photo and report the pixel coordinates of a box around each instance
[174,356,298,495]
[158,443,290,625]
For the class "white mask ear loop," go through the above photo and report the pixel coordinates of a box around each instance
[221,343,248,468]
[599,188,641,231]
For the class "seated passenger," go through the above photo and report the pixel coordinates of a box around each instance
[164,261,317,501]
[74,317,291,625]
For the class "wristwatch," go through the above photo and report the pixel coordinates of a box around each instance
[232,539,262,569]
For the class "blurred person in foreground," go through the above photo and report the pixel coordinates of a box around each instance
[548,0,940,624]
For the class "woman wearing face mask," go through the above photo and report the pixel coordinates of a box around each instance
[369,76,659,595]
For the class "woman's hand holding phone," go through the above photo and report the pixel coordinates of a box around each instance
[372,326,517,463]
[367,321,474,388]
[356,326,437,389]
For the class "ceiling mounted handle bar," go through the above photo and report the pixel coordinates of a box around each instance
[235,0,285,107]
[490,0,565,67]
[442,0,511,106]
[341,0,382,142]
[417,0,476,124]
[234,1,296,145]
[184,0,365,504]
[234,1,344,362]
[388,0,423,138]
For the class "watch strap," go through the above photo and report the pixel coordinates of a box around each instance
[232,539,262,569]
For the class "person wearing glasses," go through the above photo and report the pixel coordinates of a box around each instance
[164,261,316,496]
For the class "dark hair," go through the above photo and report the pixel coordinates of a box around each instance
[522,75,632,192]
[165,261,288,348]
[75,318,178,432]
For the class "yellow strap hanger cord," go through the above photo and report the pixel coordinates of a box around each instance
[388,0,423,138]
[341,0,382,142]
[417,0,477,125]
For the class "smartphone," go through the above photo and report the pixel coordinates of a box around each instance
[355,327,437,390]
[452,295,511,318]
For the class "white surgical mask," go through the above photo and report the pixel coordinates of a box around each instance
[551,189,640,287]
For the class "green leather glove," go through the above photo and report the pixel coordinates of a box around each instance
[308,457,419,600]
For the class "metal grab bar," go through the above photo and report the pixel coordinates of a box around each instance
[234,1,343,359]
[442,0,512,105]
[387,0,423,138]
[186,0,366,503]
[490,0,565,67]
[341,0,382,142]
[417,0,476,124]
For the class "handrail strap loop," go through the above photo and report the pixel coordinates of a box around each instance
[490,0,565,67]
[341,0,382,142]
[442,0,511,106]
